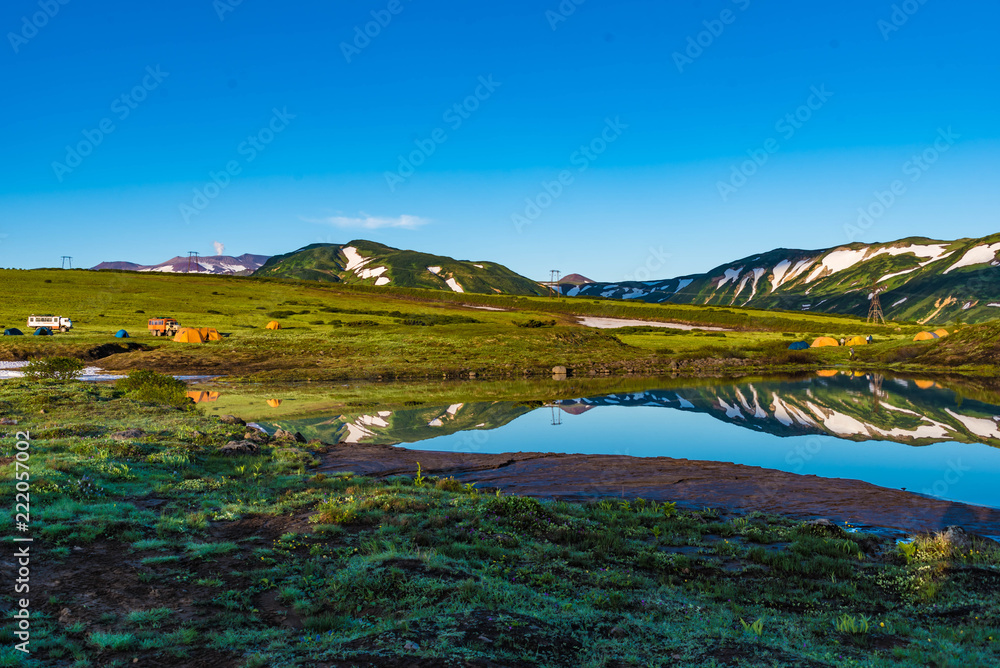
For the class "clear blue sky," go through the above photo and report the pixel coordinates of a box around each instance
[1,0,998,280]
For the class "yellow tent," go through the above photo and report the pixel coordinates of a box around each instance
[846,335,868,346]
[933,328,949,338]
[266,398,283,408]
[199,327,221,341]
[816,369,839,377]
[173,327,205,343]
[915,380,937,389]
[913,331,939,341]
[811,336,839,348]
[265,321,282,330]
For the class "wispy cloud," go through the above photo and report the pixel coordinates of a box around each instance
[303,213,429,230]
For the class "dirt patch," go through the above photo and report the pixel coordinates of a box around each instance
[318,443,1000,536]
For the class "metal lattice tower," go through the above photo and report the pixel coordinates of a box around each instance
[549,270,561,297]
[867,283,886,324]
[187,251,200,273]
[60,256,73,269]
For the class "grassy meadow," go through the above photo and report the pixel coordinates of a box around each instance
[1,379,999,667]
[0,269,971,380]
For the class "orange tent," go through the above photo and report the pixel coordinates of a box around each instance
[265,321,282,330]
[186,391,220,403]
[811,337,839,348]
[933,328,949,338]
[199,327,221,341]
[913,331,939,342]
[816,369,839,377]
[915,380,938,389]
[173,327,205,343]
[266,399,283,407]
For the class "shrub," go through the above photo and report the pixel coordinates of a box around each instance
[517,319,556,328]
[23,357,84,381]
[115,370,188,406]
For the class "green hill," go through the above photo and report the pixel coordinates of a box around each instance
[254,240,547,296]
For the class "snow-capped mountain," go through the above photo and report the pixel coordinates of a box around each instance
[562,234,1000,324]
[92,253,270,275]
[253,241,547,296]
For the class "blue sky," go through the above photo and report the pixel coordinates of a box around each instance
[1,0,998,280]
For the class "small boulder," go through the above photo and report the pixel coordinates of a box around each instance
[274,429,306,443]
[220,440,260,456]
[403,641,420,652]
[111,428,144,441]
[219,415,246,426]
[243,430,270,443]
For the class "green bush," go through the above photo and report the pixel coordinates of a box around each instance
[23,356,84,381]
[115,370,188,406]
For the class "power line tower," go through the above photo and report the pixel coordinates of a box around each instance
[549,270,561,297]
[867,283,886,324]
[187,251,200,273]
[871,373,884,414]
[550,405,562,426]
[60,256,73,269]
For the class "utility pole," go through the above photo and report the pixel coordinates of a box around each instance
[549,270,561,297]
[60,256,73,269]
[187,251,200,273]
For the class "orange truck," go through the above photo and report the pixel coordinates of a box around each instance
[147,317,180,336]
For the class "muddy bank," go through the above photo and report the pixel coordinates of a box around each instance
[317,443,1000,536]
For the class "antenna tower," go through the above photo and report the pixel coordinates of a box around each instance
[867,283,886,324]
[187,251,201,273]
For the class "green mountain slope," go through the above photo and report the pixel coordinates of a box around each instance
[254,240,546,296]
[564,234,1000,324]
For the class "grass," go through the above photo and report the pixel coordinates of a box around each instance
[0,268,956,382]
[1,379,999,666]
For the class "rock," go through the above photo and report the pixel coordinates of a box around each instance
[0,418,16,425]
[58,608,71,624]
[274,429,306,443]
[552,366,568,375]
[220,440,260,456]
[243,430,269,443]
[39,409,47,414]
[219,415,246,426]
[802,518,848,538]
[477,635,493,644]
[111,428,144,441]
[937,526,997,551]
[609,626,626,639]
[403,640,420,651]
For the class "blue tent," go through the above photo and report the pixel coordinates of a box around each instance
[114,329,130,338]
[3,328,23,336]
[33,327,53,336]
[788,341,809,350]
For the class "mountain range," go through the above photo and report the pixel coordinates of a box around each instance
[90,233,1000,324]
[253,240,547,296]
[561,234,1000,324]
[92,253,270,275]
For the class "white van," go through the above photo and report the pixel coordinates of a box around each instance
[27,315,73,332]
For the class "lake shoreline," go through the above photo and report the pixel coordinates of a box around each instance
[317,442,1000,537]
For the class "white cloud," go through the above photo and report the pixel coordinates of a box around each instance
[213,241,225,256]
[305,213,429,230]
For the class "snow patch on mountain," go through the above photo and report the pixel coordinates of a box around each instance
[445,277,465,293]
[717,267,743,288]
[342,246,373,272]
[427,266,442,274]
[375,277,390,286]
[943,243,1000,274]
